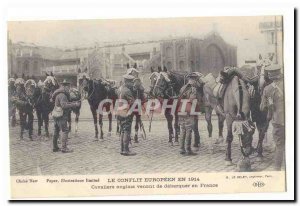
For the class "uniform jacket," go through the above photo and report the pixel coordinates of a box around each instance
[12,89,34,112]
[117,84,135,117]
[260,80,284,126]
[52,88,78,119]
[177,83,199,115]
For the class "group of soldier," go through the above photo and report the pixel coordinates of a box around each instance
[8,63,285,170]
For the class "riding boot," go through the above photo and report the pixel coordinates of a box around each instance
[28,129,33,141]
[134,132,139,143]
[123,131,136,156]
[19,128,24,140]
[120,132,125,155]
[61,132,73,153]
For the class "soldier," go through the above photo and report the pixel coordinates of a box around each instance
[51,79,80,153]
[178,73,201,155]
[8,78,16,127]
[117,74,136,156]
[11,78,34,140]
[260,64,284,171]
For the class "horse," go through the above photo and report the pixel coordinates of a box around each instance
[151,70,186,145]
[8,78,17,127]
[34,73,59,138]
[220,72,255,167]
[79,74,114,140]
[196,76,226,150]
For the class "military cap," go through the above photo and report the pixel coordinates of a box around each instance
[265,64,283,80]
[186,72,203,79]
[8,78,15,84]
[14,78,25,86]
[122,74,135,81]
[61,79,71,85]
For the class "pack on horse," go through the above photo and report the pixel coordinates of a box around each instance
[218,68,256,170]
[151,67,185,145]
[68,87,82,133]
[78,70,115,140]
[34,72,59,139]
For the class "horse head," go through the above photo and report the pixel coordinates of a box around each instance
[256,54,274,93]
[24,79,37,97]
[43,75,59,93]
[152,72,172,98]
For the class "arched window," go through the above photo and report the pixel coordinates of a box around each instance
[23,60,29,74]
[33,61,38,73]
[179,60,185,70]
[167,61,172,70]
[179,45,185,57]
[166,47,173,58]
[191,61,195,71]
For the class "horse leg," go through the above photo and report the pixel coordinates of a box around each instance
[43,112,50,139]
[193,116,200,147]
[107,112,112,137]
[256,122,268,160]
[75,111,79,133]
[165,111,174,145]
[99,114,104,139]
[216,114,225,144]
[91,108,98,140]
[36,110,42,137]
[225,115,234,165]
[174,112,180,145]
[68,112,72,133]
[134,114,140,143]
[205,107,213,137]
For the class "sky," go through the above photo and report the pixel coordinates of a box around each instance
[7,16,281,65]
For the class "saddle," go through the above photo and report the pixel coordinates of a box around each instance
[201,73,226,99]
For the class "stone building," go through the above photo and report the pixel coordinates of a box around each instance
[151,32,237,77]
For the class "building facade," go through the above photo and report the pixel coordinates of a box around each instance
[158,32,237,77]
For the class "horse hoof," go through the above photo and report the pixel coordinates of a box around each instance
[174,141,179,146]
[168,142,173,146]
[215,137,224,145]
[225,160,234,166]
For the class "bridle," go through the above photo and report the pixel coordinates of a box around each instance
[153,74,175,98]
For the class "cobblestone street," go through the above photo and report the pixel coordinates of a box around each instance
[10,101,277,176]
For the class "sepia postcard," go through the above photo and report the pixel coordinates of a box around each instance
[6,14,291,199]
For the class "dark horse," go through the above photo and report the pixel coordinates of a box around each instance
[8,78,17,127]
[68,87,82,133]
[34,73,59,139]
[79,75,116,140]
[151,70,185,145]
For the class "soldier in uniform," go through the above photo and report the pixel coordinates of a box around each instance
[117,74,136,156]
[11,78,34,140]
[260,64,285,170]
[178,73,201,155]
[51,79,80,153]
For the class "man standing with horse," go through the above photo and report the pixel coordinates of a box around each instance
[11,78,34,141]
[260,64,285,171]
[52,79,81,153]
[117,74,136,156]
[177,73,202,156]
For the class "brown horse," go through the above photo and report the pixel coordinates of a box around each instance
[222,74,255,166]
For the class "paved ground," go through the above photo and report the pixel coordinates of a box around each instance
[10,101,277,176]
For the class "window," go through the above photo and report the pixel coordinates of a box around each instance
[179,45,185,57]
[167,61,172,70]
[179,61,185,70]
[23,60,29,74]
[166,47,173,58]
[268,32,275,45]
[33,61,38,73]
